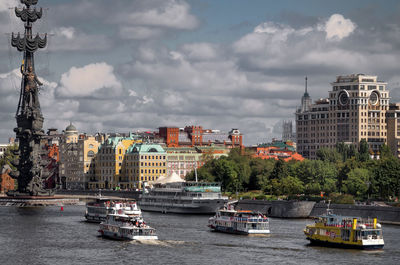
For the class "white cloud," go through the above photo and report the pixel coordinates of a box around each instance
[57,62,122,97]
[110,0,198,40]
[59,27,75,39]
[128,89,138,97]
[119,26,162,40]
[181,43,218,60]
[119,0,198,30]
[49,27,112,51]
[322,14,356,41]
[0,0,18,12]
[233,22,298,55]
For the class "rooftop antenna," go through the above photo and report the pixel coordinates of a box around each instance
[305,76,308,94]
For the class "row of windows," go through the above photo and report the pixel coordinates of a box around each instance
[332,85,385,92]
[140,169,166,174]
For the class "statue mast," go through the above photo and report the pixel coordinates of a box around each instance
[9,0,51,196]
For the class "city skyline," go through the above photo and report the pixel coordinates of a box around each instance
[1,0,400,145]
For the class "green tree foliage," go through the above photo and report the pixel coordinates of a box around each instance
[185,142,400,201]
[336,142,357,162]
[372,158,400,199]
[279,176,304,195]
[357,139,370,162]
[291,160,337,194]
[316,147,341,163]
[248,158,275,190]
[379,144,393,160]
[342,168,372,197]
[0,144,18,170]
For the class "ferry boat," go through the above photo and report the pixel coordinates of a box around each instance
[208,205,270,235]
[139,181,228,214]
[304,209,384,250]
[98,209,158,241]
[85,198,141,223]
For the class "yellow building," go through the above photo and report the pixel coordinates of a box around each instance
[92,135,142,189]
[125,143,167,189]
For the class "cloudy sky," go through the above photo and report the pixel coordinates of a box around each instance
[1,0,400,145]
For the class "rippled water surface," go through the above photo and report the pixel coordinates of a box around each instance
[0,205,399,265]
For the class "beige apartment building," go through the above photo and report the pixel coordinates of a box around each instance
[296,74,390,159]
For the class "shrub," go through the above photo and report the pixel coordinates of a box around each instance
[329,193,354,204]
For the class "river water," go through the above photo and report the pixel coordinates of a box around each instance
[0,205,399,265]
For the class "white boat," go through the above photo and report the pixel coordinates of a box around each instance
[85,198,141,223]
[208,205,270,235]
[98,209,158,241]
[139,178,228,214]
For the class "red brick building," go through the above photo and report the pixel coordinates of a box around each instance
[159,126,243,149]
[159,127,179,147]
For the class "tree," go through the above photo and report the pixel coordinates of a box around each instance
[316,147,341,163]
[213,158,240,192]
[372,158,400,199]
[248,158,275,190]
[379,144,393,160]
[270,159,288,180]
[357,139,370,162]
[293,160,337,195]
[342,168,372,197]
[200,148,215,164]
[337,158,358,192]
[0,144,18,171]
[280,175,304,196]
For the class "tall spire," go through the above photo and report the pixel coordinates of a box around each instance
[304,76,309,97]
[301,76,311,112]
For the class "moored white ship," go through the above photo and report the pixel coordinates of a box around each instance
[139,180,228,214]
[208,204,270,235]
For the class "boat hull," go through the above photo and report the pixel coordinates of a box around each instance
[85,214,106,223]
[99,229,158,241]
[210,225,270,235]
[307,238,384,250]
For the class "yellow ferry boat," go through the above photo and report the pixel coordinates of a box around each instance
[304,209,384,250]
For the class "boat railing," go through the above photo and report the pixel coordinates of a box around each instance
[234,217,269,223]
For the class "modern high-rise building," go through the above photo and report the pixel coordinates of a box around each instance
[296,74,390,159]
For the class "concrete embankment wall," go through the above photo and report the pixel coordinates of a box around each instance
[237,200,316,218]
[310,202,400,224]
[56,190,141,200]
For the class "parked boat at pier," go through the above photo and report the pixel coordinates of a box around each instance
[139,175,228,214]
[85,198,141,223]
[98,209,157,241]
[304,208,384,250]
[208,204,270,235]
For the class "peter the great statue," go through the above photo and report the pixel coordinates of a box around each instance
[7,0,54,196]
